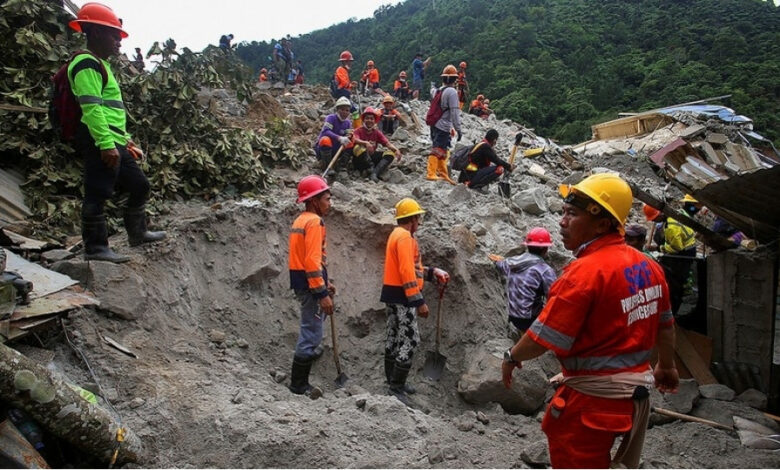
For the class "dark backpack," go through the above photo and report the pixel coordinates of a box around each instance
[425,87,447,126]
[450,142,484,171]
[49,50,108,142]
[329,74,339,97]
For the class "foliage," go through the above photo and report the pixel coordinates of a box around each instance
[0,0,304,237]
[237,0,779,145]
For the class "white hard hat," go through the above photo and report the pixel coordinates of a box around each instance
[335,96,351,108]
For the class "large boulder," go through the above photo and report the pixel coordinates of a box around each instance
[457,340,549,415]
[513,188,548,216]
[691,398,778,431]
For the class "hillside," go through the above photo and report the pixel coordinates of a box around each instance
[237,0,780,144]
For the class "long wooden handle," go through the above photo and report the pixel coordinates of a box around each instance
[652,406,733,431]
[508,144,518,167]
[329,314,342,374]
[321,145,346,178]
[434,286,445,353]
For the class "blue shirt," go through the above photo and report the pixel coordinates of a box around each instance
[496,252,557,320]
[412,58,424,81]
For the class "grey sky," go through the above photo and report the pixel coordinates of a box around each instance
[74,1,397,56]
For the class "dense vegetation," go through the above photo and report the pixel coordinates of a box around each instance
[238,0,779,144]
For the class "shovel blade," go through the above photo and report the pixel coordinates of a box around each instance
[335,372,349,388]
[423,350,447,380]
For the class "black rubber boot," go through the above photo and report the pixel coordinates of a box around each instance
[82,214,130,263]
[371,156,393,182]
[385,353,415,394]
[289,355,322,399]
[319,147,333,173]
[388,360,412,404]
[124,205,166,247]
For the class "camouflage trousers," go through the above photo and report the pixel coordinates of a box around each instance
[384,303,420,363]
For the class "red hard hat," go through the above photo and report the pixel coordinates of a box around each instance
[525,227,553,247]
[367,60,374,67]
[643,204,662,221]
[297,175,330,203]
[362,107,377,119]
[339,50,354,61]
[69,2,128,38]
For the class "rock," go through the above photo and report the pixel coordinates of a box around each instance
[457,341,548,415]
[456,411,476,432]
[547,196,563,213]
[303,107,319,120]
[691,398,778,431]
[427,447,444,464]
[706,133,728,145]
[513,188,548,215]
[447,184,472,205]
[476,411,489,425]
[272,371,287,383]
[328,181,356,202]
[699,383,735,401]
[471,223,487,236]
[239,261,281,289]
[236,338,249,348]
[450,224,477,254]
[520,439,550,467]
[561,171,584,185]
[129,397,145,409]
[53,260,147,320]
[736,388,767,410]
[393,128,410,141]
[208,329,226,344]
[40,249,74,263]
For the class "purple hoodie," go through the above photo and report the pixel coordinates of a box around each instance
[315,113,352,151]
[495,252,557,321]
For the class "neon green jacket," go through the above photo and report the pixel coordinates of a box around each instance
[67,53,130,150]
[661,217,696,254]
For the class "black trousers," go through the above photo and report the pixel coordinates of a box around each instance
[459,165,501,188]
[75,126,149,215]
[659,248,696,315]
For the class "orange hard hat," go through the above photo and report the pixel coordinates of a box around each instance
[69,2,128,38]
[382,95,394,104]
[525,227,553,247]
[339,50,354,61]
[477,94,485,100]
[441,64,458,77]
[297,175,330,203]
[643,204,662,221]
[367,60,374,67]
[399,71,407,78]
[459,61,467,69]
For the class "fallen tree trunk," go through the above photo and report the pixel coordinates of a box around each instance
[0,342,144,465]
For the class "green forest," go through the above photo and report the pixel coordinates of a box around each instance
[237,0,780,144]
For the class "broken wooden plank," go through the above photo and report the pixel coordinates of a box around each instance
[10,289,99,322]
[674,324,718,385]
[103,335,138,359]
[698,141,726,166]
[3,249,77,300]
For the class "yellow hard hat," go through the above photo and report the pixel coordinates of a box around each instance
[558,173,633,228]
[395,198,425,219]
[680,194,698,203]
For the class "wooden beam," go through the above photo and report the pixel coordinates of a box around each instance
[674,324,718,385]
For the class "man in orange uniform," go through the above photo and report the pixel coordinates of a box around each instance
[381,198,449,404]
[331,50,353,99]
[502,174,679,469]
[361,60,383,95]
[393,71,410,100]
[456,61,469,109]
[288,175,335,399]
[258,68,268,82]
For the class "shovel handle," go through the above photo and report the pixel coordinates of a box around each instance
[329,314,343,375]
[434,284,446,353]
[508,144,518,168]
[652,406,733,431]
[321,144,346,178]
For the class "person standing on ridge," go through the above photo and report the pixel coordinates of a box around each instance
[381,198,450,404]
[456,61,469,110]
[288,175,335,400]
[67,3,166,263]
[411,53,431,100]
[426,64,461,184]
[502,174,678,469]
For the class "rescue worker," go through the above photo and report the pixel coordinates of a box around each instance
[219,33,233,51]
[348,107,402,182]
[411,53,431,100]
[294,60,304,85]
[381,198,450,403]
[314,96,354,175]
[288,175,335,399]
[331,50,354,99]
[377,95,405,136]
[132,47,144,71]
[624,224,651,255]
[393,71,410,100]
[643,204,696,315]
[503,173,679,469]
[456,61,469,110]
[258,67,268,82]
[488,227,557,338]
[458,129,513,192]
[482,98,493,118]
[361,60,383,95]
[469,94,487,118]
[426,64,461,184]
[68,3,165,263]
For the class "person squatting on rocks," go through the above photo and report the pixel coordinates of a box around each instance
[458,129,513,192]
[219,33,233,51]
[314,97,354,176]
[502,173,679,469]
[393,71,410,100]
[469,94,489,118]
[288,175,336,399]
[377,95,406,137]
[68,3,165,263]
[643,204,696,316]
[426,64,462,184]
[381,198,449,404]
[347,107,402,182]
[331,50,354,100]
[488,227,557,338]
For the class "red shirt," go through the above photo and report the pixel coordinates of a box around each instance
[527,233,674,376]
[353,126,389,147]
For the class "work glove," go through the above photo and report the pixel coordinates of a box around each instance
[456,130,462,142]
[433,267,449,284]
[338,136,350,145]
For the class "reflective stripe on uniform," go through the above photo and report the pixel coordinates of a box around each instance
[660,309,673,324]
[561,349,652,373]
[530,321,575,351]
[78,95,103,105]
[306,271,323,278]
[291,228,305,235]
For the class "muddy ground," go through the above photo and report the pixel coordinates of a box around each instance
[18,83,780,468]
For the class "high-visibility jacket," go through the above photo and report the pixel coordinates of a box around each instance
[393,79,408,91]
[380,226,429,307]
[661,217,696,254]
[288,211,328,298]
[335,65,350,90]
[68,53,130,150]
[527,233,674,377]
[366,68,380,85]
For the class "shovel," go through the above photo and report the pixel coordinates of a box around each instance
[423,283,447,380]
[498,132,522,198]
[321,144,346,178]
[329,312,349,387]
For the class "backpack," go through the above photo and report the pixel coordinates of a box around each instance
[329,74,338,97]
[49,51,108,142]
[424,87,447,126]
[450,142,484,171]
